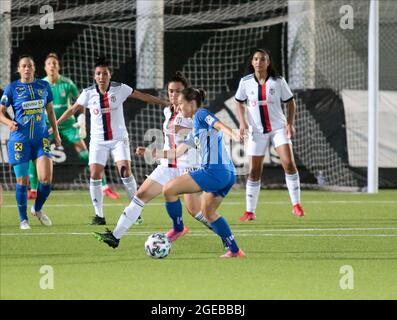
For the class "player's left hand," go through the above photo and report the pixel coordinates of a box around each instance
[286,124,296,139]
[135,146,146,156]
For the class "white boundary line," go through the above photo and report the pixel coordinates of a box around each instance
[2,200,397,208]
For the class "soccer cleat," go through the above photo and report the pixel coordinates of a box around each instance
[31,206,52,226]
[90,215,106,225]
[134,215,144,225]
[93,229,119,248]
[166,226,190,242]
[239,211,257,222]
[103,186,120,200]
[292,203,305,217]
[20,220,31,230]
[220,249,246,258]
[28,190,37,200]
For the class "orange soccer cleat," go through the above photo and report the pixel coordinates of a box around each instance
[103,186,120,200]
[220,249,246,258]
[28,189,37,200]
[239,211,256,222]
[166,226,190,242]
[292,203,305,217]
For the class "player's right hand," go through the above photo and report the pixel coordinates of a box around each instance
[8,121,18,132]
[135,146,146,156]
[54,134,62,148]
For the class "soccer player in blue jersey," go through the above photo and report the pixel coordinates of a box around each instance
[94,87,245,258]
[0,55,61,229]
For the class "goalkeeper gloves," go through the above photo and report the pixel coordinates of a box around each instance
[73,113,87,139]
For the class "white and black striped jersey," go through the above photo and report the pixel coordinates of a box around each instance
[235,73,294,133]
[160,106,199,169]
[76,82,133,141]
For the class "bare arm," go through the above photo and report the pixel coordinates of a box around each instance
[0,105,18,132]
[213,120,243,143]
[236,100,248,131]
[285,99,296,139]
[57,102,84,126]
[130,90,169,107]
[136,143,190,160]
[46,102,62,147]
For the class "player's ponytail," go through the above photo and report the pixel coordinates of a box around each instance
[181,87,206,108]
[168,71,191,89]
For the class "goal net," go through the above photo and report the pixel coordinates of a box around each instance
[1,0,396,191]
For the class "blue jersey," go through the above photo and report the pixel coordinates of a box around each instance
[185,108,235,172]
[1,79,53,141]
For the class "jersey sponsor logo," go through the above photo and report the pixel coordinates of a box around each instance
[16,86,27,96]
[205,115,215,126]
[14,142,23,151]
[43,138,50,153]
[1,95,8,105]
[24,108,42,115]
[22,99,45,110]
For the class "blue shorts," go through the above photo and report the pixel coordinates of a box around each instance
[7,137,52,166]
[189,167,236,198]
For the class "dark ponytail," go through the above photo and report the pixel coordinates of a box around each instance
[168,71,191,88]
[181,87,206,108]
[245,48,280,78]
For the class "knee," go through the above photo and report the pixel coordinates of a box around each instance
[284,161,297,174]
[39,177,52,184]
[119,165,132,178]
[162,184,175,200]
[16,177,29,186]
[248,169,261,181]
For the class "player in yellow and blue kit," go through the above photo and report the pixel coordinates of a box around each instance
[0,55,61,229]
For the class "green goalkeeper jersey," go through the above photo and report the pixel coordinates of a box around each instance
[43,75,79,129]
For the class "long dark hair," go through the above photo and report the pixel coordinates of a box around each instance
[167,71,190,89]
[245,48,280,78]
[181,87,206,108]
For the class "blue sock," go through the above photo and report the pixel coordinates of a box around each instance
[211,216,239,253]
[16,184,28,222]
[34,183,52,212]
[165,199,184,232]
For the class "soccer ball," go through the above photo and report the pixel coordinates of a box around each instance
[144,233,171,259]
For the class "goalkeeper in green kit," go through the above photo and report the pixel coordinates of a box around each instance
[28,53,122,205]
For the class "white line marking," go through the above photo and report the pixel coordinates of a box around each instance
[2,200,397,208]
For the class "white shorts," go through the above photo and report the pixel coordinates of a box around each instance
[148,165,193,186]
[247,128,291,156]
[89,138,131,166]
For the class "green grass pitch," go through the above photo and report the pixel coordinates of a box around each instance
[1,189,396,300]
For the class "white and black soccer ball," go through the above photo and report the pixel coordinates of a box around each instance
[144,233,171,259]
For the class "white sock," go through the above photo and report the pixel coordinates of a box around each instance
[246,179,261,213]
[285,172,301,205]
[194,211,212,230]
[113,196,144,239]
[90,179,104,217]
[121,175,137,201]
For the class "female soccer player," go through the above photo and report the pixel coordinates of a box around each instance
[95,87,245,258]
[94,72,227,248]
[235,48,304,221]
[28,53,119,202]
[57,56,169,225]
[0,55,61,229]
